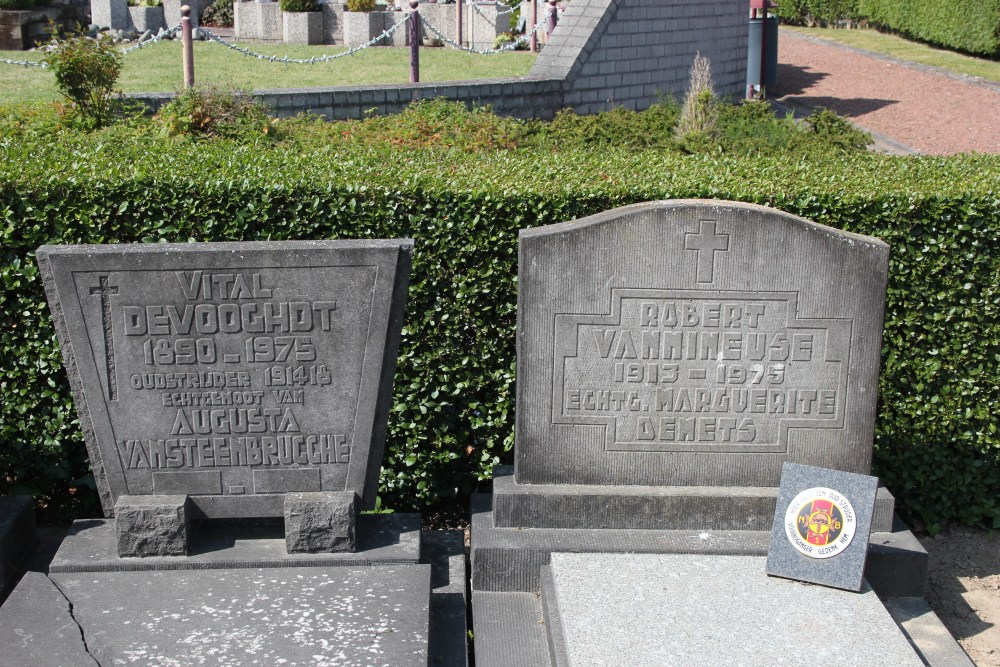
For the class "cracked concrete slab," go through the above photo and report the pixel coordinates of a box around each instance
[0,572,97,666]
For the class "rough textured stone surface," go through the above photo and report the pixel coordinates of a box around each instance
[115,494,190,557]
[234,0,279,40]
[282,9,323,44]
[544,553,924,667]
[766,462,879,591]
[127,5,164,32]
[343,10,385,46]
[51,565,430,666]
[530,0,748,110]
[90,0,129,30]
[491,465,897,531]
[37,240,412,518]
[883,597,976,667]
[162,0,199,27]
[422,530,469,667]
[284,490,357,553]
[471,591,550,667]
[50,513,420,572]
[515,200,889,488]
[0,572,96,667]
[0,495,35,596]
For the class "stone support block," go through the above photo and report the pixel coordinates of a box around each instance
[283,10,323,44]
[284,491,357,553]
[114,495,190,558]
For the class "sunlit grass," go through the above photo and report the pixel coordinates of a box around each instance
[783,26,1000,83]
[0,40,536,104]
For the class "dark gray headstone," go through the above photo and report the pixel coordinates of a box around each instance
[516,200,889,487]
[37,240,412,518]
[766,462,879,591]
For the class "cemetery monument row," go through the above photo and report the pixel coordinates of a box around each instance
[471,200,958,666]
[0,239,470,666]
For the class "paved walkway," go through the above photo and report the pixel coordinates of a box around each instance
[771,29,1000,155]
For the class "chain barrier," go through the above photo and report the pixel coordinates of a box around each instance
[120,25,183,55]
[419,10,549,54]
[470,0,525,19]
[198,18,409,63]
[0,56,47,68]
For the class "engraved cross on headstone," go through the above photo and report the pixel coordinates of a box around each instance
[90,275,120,401]
[684,220,730,283]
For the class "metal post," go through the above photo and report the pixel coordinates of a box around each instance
[181,5,194,88]
[456,0,463,47]
[409,0,419,83]
[546,0,557,40]
[759,3,767,99]
[530,0,537,52]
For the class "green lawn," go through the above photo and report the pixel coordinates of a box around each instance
[0,41,536,104]
[784,26,1000,83]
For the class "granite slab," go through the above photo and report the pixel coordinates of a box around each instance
[543,553,924,667]
[51,564,430,666]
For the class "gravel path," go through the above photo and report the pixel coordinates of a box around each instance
[772,29,1000,155]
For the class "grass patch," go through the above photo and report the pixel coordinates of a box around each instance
[784,26,1000,83]
[0,41,536,104]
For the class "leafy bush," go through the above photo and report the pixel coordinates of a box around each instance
[0,0,37,9]
[41,34,123,129]
[345,0,376,11]
[154,86,277,140]
[858,0,1000,57]
[200,0,234,26]
[280,0,318,11]
[777,0,862,26]
[0,105,998,530]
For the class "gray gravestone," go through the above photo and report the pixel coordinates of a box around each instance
[471,201,946,667]
[37,240,411,555]
[766,462,879,592]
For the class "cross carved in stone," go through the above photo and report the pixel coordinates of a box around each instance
[684,220,730,283]
[90,275,120,401]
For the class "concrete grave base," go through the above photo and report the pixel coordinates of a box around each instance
[471,494,928,597]
[1,523,467,666]
[491,466,897,532]
[472,554,972,667]
[0,495,35,597]
[51,513,421,572]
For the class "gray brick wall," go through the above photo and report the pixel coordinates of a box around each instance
[531,0,749,113]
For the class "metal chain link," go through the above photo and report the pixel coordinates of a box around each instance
[120,25,183,55]
[419,10,548,54]
[198,18,409,64]
[0,56,47,68]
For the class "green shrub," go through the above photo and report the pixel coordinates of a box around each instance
[200,0,234,26]
[280,0,318,11]
[0,106,998,530]
[345,0,376,11]
[858,0,1000,57]
[0,0,37,9]
[777,0,862,26]
[41,34,123,129]
[154,86,277,140]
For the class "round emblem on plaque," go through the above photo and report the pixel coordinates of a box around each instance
[783,487,856,559]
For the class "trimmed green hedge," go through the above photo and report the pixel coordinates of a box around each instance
[859,0,999,57]
[1,133,998,530]
[777,0,862,26]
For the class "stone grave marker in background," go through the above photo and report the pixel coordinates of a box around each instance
[471,200,950,666]
[0,239,468,666]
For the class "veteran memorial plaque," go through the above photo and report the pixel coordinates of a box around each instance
[37,240,412,526]
[515,200,890,487]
